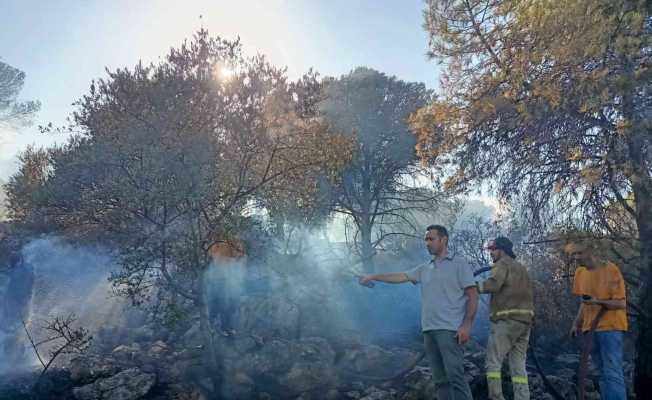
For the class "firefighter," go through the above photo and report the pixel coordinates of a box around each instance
[477,237,534,400]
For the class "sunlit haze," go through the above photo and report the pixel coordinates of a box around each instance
[0,0,439,179]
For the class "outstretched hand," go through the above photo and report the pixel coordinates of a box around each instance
[358,275,375,288]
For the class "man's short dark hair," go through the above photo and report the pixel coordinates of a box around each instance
[426,224,448,239]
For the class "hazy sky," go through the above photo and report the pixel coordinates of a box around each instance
[0,0,440,179]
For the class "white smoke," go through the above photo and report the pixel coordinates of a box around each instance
[0,237,137,374]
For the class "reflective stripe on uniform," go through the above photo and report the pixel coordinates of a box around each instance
[512,375,528,384]
[486,371,501,380]
[492,309,534,318]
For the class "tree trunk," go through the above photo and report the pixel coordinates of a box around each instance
[196,281,224,400]
[633,174,652,397]
[358,158,377,273]
[359,219,375,273]
[621,82,652,397]
[634,259,652,397]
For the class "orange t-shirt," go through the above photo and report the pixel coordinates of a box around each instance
[572,262,628,332]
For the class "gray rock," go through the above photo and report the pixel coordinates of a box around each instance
[235,339,294,374]
[359,386,396,400]
[222,372,255,399]
[402,366,435,400]
[131,326,154,343]
[147,340,168,357]
[158,358,202,384]
[159,383,205,400]
[279,362,332,394]
[557,367,576,379]
[585,392,601,400]
[181,321,202,347]
[69,355,121,384]
[232,335,259,353]
[233,296,300,338]
[463,359,481,383]
[546,375,576,400]
[278,338,338,394]
[337,344,417,378]
[72,368,156,400]
[229,337,337,396]
[111,344,140,362]
[554,353,580,367]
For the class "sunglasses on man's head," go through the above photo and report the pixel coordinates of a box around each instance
[486,243,497,251]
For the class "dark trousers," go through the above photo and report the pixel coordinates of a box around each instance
[423,329,474,400]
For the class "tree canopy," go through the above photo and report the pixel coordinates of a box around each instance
[0,60,40,128]
[320,67,443,272]
[6,30,352,397]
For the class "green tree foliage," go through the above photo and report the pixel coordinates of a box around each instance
[0,60,40,128]
[8,30,351,397]
[257,71,338,254]
[412,0,651,394]
[321,67,443,272]
[5,146,51,228]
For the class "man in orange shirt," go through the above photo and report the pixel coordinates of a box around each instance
[208,239,246,336]
[568,242,627,400]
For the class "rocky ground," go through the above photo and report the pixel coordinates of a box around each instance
[0,248,637,400]
[0,321,637,400]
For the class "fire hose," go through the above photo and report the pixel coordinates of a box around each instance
[344,266,597,400]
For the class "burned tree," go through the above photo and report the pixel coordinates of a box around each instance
[22,314,92,379]
[320,67,442,272]
[412,0,651,394]
[8,30,351,398]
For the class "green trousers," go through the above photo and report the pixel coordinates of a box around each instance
[423,329,474,400]
[485,319,531,400]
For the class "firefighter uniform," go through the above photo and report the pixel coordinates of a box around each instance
[478,255,534,400]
